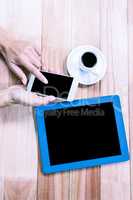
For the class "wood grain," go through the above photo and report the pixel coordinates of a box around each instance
[38,1,71,199]
[0,178,4,200]
[70,1,101,200]
[4,178,37,200]
[0,0,132,199]
[128,0,133,199]
[0,0,42,199]
[100,1,130,200]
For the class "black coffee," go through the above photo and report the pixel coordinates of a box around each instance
[81,52,97,68]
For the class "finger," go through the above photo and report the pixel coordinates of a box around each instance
[10,85,56,106]
[20,92,55,106]
[20,55,48,84]
[23,46,41,68]
[34,46,41,56]
[30,95,56,106]
[9,62,27,85]
[31,47,41,58]
[28,52,41,68]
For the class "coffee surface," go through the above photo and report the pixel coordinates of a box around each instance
[81,52,97,68]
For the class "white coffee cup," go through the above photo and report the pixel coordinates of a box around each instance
[67,45,107,85]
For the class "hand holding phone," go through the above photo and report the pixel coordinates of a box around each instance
[27,71,78,101]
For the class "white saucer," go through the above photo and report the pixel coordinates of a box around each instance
[66,45,107,85]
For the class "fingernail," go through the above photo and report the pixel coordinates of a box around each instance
[43,78,48,84]
[22,79,27,85]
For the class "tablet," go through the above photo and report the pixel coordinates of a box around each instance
[35,95,129,174]
[27,71,78,101]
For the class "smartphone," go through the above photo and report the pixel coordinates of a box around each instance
[27,71,78,101]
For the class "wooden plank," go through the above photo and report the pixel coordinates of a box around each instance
[0,0,131,198]
[0,0,40,178]
[39,0,101,200]
[4,178,36,200]
[0,0,42,198]
[38,0,71,199]
[0,178,4,200]
[128,0,133,199]
[39,1,99,199]
[0,0,42,42]
[37,170,55,200]
[100,0,131,199]
[70,1,101,200]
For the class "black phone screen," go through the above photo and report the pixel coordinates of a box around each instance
[31,72,73,99]
[44,102,121,166]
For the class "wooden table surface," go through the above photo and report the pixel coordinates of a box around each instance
[0,0,132,199]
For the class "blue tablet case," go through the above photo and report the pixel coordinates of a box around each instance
[34,95,129,174]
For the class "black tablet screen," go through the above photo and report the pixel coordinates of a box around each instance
[44,102,121,165]
[31,72,73,99]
